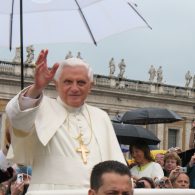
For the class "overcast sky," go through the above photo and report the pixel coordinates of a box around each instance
[0,0,195,87]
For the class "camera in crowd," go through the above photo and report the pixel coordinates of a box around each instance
[154,178,165,186]
[16,174,23,184]
[135,181,145,188]
[179,167,187,173]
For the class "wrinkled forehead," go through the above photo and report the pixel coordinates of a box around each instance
[59,65,89,80]
[101,173,133,191]
[177,173,190,180]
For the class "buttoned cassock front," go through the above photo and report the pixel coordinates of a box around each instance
[6,89,126,191]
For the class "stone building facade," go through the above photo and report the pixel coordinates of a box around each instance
[0,60,195,151]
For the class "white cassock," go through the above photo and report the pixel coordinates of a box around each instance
[6,88,126,191]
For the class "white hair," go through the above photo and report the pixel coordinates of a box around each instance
[54,57,93,82]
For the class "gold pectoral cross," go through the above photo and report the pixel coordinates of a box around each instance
[76,133,90,164]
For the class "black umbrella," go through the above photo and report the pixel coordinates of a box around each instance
[178,148,195,166]
[114,107,182,125]
[113,123,160,145]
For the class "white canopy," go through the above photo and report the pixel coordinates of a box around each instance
[0,0,151,48]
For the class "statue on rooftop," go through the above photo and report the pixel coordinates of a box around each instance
[185,70,192,87]
[157,66,163,83]
[77,51,83,59]
[192,74,195,89]
[12,47,21,63]
[118,59,126,78]
[148,65,156,82]
[65,51,73,59]
[109,57,115,77]
[25,45,35,64]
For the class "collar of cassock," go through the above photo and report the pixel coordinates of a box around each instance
[57,96,85,114]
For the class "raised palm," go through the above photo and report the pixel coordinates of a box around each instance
[34,49,59,90]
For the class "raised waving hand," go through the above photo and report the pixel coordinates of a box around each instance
[25,49,59,98]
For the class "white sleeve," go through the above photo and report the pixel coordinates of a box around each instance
[152,162,164,179]
[19,93,42,110]
[6,88,43,133]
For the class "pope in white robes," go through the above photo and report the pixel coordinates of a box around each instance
[6,49,126,192]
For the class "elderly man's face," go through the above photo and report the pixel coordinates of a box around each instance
[172,173,190,189]
[89,172,133,195]
[55,66,92,107]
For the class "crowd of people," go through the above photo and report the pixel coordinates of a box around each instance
[1,145,195,194]
[0,49,195,194]
[128,141,195,189]
[0,138,32,195]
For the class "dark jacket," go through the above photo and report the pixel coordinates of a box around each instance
[0,167,14,183]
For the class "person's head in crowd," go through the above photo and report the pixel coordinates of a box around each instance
[155,153,165,168]
[88,160,133,195]
[168,147,182,154]
[154,176,173,189]
[135,177,155,188]
[170,172,190,189]
[53,57,94,107]
[164,152,181,176]
[129,141,153,166]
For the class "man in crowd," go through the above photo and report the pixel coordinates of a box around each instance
[88,160,133,195]
[170,172,190,189]
[6,49,126,192]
